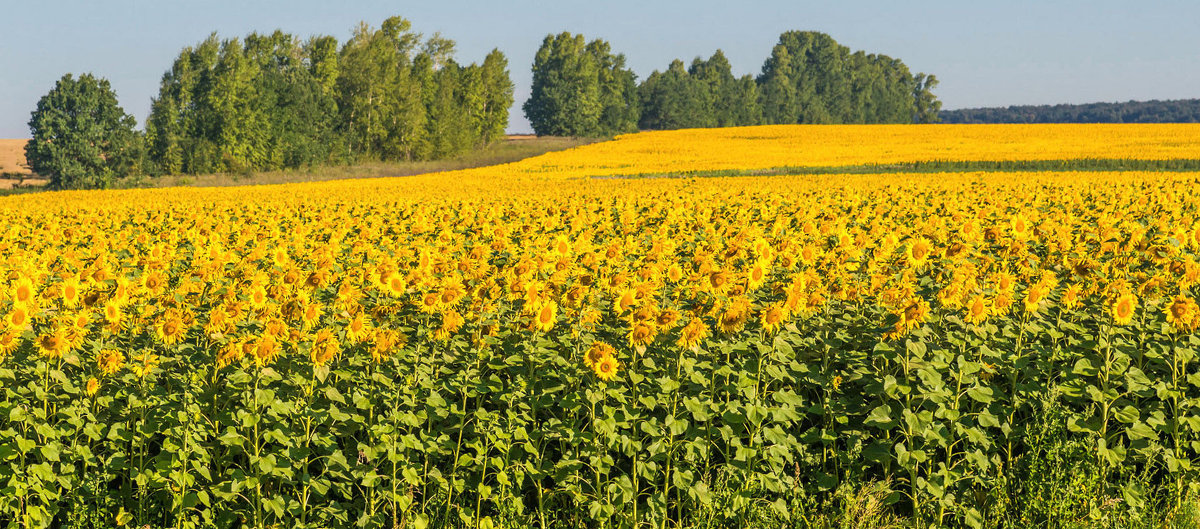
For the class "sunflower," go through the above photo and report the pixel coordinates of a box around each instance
[370,329,406,363]
[96,350,125,376]
[301,302,324,329]
[666,264,684,283]
[628,323,656,352]
[1111,293,1138,325]
[216,340,247,369]
[310,329,341,366]
[532,300,557,333]
[964,295,990,325]
[37,331,67,359]
[901,298,930,331]
[584,342,616,369]
[11,276,36,308]
[593,354,620,382]
[4,306,30,332]
[761,306,785,334]
[747,261,768,290]
[345,312,371,343]
[97,301,118,328]
[905,237,934,268]
[130,352,160,378]
[155,314,187,345]
[418,292,441,314]
[0,331,20,357]
[85,377,100,397]
[1061,284,1083,310]
[248,284,269,309]
[717,298,752,334]
[434,310,465,342]
[384,273,407,297]
[655,309,680,329]
[1022,284,1050,314]
[707,270,732,292]
[60,278,82,308]
[1010,214,1031,240]
[553,236,571,256]
[141,271,167,296]
[253,335,279,366]
[612,288,638,314]
[676,318,709,351]
[1165,294,1198,332]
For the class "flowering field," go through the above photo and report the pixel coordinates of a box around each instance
[3,125,1200,528]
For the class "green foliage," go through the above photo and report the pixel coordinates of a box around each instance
[144,16,513,174]
[636,32,938,131]
[638,52,762,131]
[4,300,1200,527]
[523,32,639,136]
[942,98,1200,124]
[914,74,942,124]
[757,31,933,125]
[25,73,141,189]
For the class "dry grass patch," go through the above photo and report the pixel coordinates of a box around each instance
[0,139,32,177]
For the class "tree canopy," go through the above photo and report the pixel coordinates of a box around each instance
[756,31,935,125]
[25,73,142,189]
[145,16,513,175]
[638,52,763,130]
[532,30,941,134]
[523,33,638,136]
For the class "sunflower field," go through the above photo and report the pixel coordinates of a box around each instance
[3,125,1200,528]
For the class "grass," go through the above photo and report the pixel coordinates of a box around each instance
[131,136,602,188]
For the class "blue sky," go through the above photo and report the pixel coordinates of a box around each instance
[2,0,1198,137]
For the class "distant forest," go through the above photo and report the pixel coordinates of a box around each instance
[940,99,1200,124]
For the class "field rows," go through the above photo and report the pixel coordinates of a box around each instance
[2,125,1200,527]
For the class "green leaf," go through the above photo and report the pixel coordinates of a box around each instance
[966,386,993,404]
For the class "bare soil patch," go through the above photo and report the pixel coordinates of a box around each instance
[0,139,32,176]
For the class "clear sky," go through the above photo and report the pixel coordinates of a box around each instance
[2,0,1198,137]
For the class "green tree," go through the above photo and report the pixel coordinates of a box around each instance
[145,16,512,174]
[477,49,516,143]
[588,39,640,135]
[25,73,141,189]
[638,60,711,130]
[757,30,936,125]
[758,43,798,124]
[524,33,637,136]
[913,73,942,123]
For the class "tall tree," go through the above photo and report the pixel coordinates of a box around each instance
[524,33,637,136]
[756,30,936,125]
[477,49,515,144]
[25,73,141,189]
[758,43,798,124]
[913,73,942,124]
[524,33,600,136]
[143,15,513,174]
[638,60,711,130]
[587,39,640,135]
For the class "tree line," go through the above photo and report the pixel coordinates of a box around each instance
[940,99,1200,124]
[523,30,942,136]
[26,16,514,189]
[26,23,942,189]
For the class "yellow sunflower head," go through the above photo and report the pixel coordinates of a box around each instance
[1111,293,1138,325]
[593,354,620,382]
